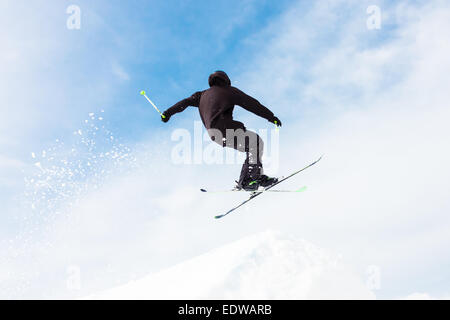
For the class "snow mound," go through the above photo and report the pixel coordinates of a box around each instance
[87,230,375,299]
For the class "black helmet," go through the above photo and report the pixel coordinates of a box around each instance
[208,70,231,87]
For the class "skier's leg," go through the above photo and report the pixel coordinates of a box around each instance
[234,129,264,187]
[218,122,263,187]
[229,125,277,189]
[209,119,268,188]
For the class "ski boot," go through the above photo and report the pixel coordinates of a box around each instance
[257,175,278,188]
[236,175,278,191]
[234,180,258,191]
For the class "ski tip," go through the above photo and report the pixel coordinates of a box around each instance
[200,188,207,192]
[214,215,223,219]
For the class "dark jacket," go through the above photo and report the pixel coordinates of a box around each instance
[164,86,275,129]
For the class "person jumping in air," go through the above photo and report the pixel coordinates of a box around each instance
[161,70,282,191]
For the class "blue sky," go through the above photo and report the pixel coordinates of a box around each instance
[20,0,295,137]
[0,0,394,168]
[0,0,295,220]
[0,0,393,147]
[1,0,450,299]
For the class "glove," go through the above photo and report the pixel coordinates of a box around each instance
[161,112,170,123]
[270,116,282,127]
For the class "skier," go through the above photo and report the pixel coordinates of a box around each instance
[161,70,282,191]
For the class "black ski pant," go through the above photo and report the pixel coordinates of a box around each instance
[208,118,264,186]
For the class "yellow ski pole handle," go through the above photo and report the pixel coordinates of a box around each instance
[140,90,166,118]
[274,120,279,131]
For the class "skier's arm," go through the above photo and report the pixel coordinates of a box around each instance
[233,87,280,125]
[162,91,202,122]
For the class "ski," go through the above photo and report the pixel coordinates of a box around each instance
[200,186,307,193]
[214,156,323,219]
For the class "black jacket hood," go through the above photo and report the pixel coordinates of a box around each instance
[208,70,231,87]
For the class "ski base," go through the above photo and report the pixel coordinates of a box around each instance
[200,186,307,194]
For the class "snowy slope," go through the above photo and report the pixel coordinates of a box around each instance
[87,230,375,299]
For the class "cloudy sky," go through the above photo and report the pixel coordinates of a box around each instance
[1,0,449,299]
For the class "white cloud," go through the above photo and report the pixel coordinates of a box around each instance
[402,292,450,300]
[227,0,450,297]
[2,0,450,299]
[0,155,24,169]
[0,1,127,152]
[111,62,130,81]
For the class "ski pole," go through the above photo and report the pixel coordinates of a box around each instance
[140,90,166,119]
